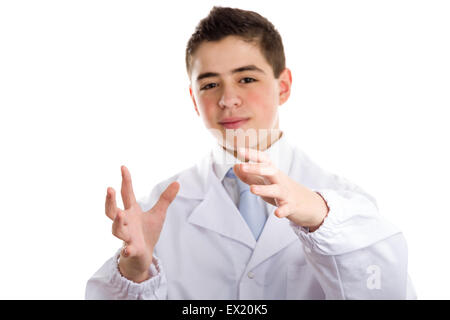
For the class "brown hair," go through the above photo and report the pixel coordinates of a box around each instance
[185,6,286,78]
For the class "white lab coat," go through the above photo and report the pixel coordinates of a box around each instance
[86,138,416,300]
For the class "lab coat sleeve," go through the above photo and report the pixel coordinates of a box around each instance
[290,188,417,299]
[85,248,168,300]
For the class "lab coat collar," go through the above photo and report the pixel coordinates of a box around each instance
[175,153,210,200]
[187,163,257,248]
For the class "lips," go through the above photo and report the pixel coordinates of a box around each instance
[218,117,250,129]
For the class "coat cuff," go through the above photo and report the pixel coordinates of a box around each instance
[290,189,401,256]
[108,248,164,299]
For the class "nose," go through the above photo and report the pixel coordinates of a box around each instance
[218,85,242,109]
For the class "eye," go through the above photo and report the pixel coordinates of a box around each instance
[240,77,257,84]
[200,83,218,90]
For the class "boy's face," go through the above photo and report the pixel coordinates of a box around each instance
[189,35,292,151]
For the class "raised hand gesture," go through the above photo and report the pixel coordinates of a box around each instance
[105,166,179,283]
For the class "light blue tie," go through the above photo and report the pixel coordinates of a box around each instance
[226,168,267,240]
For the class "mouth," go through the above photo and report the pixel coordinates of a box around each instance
[218,117,250,129]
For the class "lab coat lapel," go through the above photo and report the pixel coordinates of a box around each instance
[245,144,300,271]
[185,157,256,249]
[245,206,298,272]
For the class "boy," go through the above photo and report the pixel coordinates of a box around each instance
[86,6,416,299]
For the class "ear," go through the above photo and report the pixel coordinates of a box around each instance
[189,86,200,116]
[277,68,292,106]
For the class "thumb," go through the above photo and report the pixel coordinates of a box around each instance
[234,163,266,186]
[148,181,180,217]
[233,164,252,185]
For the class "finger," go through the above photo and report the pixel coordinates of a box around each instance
[238,147,271,164]
[275,204,291,218]
[240,162,280,183]
[112,210,131,242]
[233,164,265,186]
[250,184,285,201]
[105,187,119,220]
[121,165,137,210]
[121,242,136,258]
[121,242,129,257]
[149,181,180,217]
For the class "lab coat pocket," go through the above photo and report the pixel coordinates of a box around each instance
[286,263,324,300]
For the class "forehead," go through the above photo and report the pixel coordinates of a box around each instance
[190,36,271,78]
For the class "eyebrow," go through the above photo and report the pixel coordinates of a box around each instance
[196,65,265,82]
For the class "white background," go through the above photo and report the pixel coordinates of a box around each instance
[0,0,449,299]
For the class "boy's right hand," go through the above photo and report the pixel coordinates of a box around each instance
[105,165,180,283]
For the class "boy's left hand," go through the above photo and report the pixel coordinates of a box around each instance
[233,147,329,232]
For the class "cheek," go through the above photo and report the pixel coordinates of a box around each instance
[247,82,277,107]
[246,86,278,122]
[197,95,219,122]
[245,89,266,106]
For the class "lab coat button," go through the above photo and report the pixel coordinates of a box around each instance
[247,271,255,279]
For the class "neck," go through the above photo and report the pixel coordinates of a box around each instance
[222,130,283,161]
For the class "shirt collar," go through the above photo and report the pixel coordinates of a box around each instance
[211,131,294,182]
